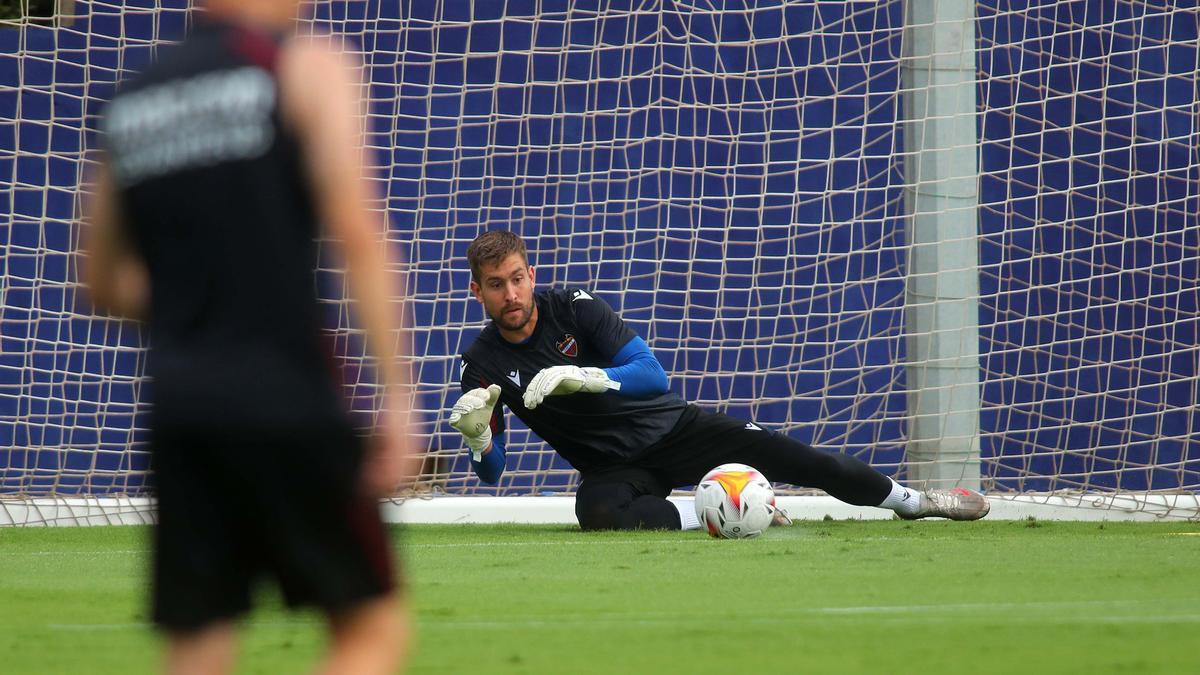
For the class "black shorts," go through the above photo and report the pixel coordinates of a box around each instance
[150,424,395,631]
[634,405,799,486]
[580,405,890,501]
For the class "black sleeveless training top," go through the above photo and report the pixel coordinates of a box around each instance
[100,19,348,434]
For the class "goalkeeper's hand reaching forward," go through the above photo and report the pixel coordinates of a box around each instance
[523,365,619,410]
[449,384,501,461]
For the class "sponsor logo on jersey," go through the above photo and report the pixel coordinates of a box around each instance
[744,422,762,431]
[571,290,593,301]
[103,66,277,187]
[507,370,521,387]
[556,333,579,358]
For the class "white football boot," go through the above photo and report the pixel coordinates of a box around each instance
[899,487,991,521]
[770,505,793,527]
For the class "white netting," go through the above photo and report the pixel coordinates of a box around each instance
[2,1,1198,524]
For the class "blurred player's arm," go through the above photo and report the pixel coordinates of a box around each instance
[81,159,150,321]
[280,38,418,495]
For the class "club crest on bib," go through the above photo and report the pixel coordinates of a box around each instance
[556,333,579,358]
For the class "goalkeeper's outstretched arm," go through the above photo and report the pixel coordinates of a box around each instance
[604,336,668,396]
[524,336,668,409]
[471,431,506,484]
[449,380,508,484]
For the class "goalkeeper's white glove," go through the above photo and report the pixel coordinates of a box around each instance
[523,365,619,410]
[448,384,501,461]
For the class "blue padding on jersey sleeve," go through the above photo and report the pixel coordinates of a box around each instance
[604,336,669,397]
[471,431,507,485]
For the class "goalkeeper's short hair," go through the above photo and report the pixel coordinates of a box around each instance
[467,230,527,282]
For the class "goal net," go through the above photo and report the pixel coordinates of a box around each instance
[3,0,1198,524]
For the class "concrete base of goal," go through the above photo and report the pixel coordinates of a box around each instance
[380,493,1200,525]
[0,497,157,527]
[3,493,1197,526]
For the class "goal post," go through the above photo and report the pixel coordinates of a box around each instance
[902,0,983,491]
[3,1,1199,525]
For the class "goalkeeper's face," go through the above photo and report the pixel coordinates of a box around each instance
[471,253,537,335]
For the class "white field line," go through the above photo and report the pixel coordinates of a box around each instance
[407,538,751,549]
[420,614,1200,630]
[0,537,902,557]
[8,549,149,556]
[42,600,1200,632]
[6,539,694,556]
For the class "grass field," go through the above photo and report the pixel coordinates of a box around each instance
[2,519,1198,674]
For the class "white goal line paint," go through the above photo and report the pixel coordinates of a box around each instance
[380,494,1200,524]
[4,492,1198,526]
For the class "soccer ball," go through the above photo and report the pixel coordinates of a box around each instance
[694,463,776,539]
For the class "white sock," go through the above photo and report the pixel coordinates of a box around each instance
[879,478,922,516]
[670,498,701,530]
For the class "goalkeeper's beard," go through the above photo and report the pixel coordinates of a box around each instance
[493,300,534,332]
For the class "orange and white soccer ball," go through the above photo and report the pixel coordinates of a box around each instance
[694,463,776,539]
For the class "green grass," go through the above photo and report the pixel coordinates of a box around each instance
[2,520,1199,674]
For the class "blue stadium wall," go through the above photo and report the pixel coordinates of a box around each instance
[2,1,1198,495]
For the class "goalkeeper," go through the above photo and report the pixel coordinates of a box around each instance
[449,231,990,530]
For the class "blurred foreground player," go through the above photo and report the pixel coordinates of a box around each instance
[448,231,990,531]
[83,1,415,673]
